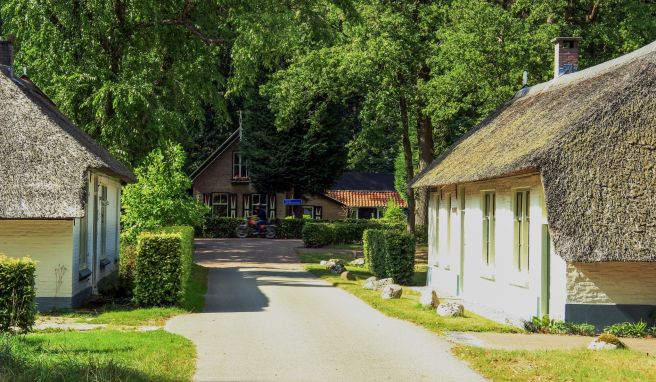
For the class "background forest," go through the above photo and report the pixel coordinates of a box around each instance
[1,0,655,230]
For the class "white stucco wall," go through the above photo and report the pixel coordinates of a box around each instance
[428,174,567,324]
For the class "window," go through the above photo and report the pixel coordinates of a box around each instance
[79,213,88,270]
[514,190,530,272]
[482,192,495,266]
[302,206,314,219]
[232,152,248,180]
[212,193,229,217]
[99,185,108,261]
[244,193,275,218]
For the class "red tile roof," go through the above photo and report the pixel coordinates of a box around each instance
[324,190,407,208]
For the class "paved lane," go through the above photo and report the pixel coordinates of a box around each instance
[166,238,484,382]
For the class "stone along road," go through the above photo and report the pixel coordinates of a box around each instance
[166,238,484,382]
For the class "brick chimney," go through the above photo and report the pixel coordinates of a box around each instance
[552,37,581,78]
[0,36,14,69]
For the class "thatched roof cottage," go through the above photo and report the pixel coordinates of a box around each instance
[412,38,656,328]
[0,40,136,311]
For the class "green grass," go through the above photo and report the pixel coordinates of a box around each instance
[0,330,195,382]
[45,264,209,327]
[304,262,519,334]
[453,345,656,382]
[326,243,363,250]
[299,252,358,263]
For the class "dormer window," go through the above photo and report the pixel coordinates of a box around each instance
[233,152,248,180]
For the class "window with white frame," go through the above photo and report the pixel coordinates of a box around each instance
[482,191,495,266]
[514,189,530,272]
[79,213,88,270]
[212,193,230,217]
[232,152,248,179]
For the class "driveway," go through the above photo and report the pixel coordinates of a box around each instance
[166,238,484,382]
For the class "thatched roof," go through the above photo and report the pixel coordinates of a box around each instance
[0,68,136,219]
[412,41,656,262]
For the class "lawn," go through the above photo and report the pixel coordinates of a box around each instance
[454,345,656,382]
[44,263,209,326]
[0,330,195,382]
[303,256,519,334]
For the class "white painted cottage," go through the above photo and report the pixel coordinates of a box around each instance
[0,40,136,311]
[412,38,656,329]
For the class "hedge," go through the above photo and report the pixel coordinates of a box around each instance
[201,217,243,238]
[133,226,194,306]
[277,219,306,239]
[362,229,415,284]
[0,254,36,332]
[302,220,406,248]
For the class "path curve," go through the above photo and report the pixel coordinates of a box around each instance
[166,238,484,382]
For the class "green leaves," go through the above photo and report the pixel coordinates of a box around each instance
[362,228,415,285]
[121,143,209,243]
[0,254,36,332]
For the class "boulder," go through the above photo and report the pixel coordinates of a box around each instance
[419,289,440,308]
[328,258,345,266]
[588,334,624,351]
[329,263,346,274]
[350,258,365,266]
[319,260,329,266]
[341,271,355,280]
[381,284,403,299]
[436,302,464,317]
[374,278,394,291]
[363,276,378,290]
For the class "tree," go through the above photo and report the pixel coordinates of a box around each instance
[0,0,357,166]
[121,143,208,243]
[240,92,351,216]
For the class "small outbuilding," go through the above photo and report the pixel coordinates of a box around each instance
[412,38,656,328]
[0,40,136,311]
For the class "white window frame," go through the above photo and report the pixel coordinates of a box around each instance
[212,192,230,217]
[482,191,496,268]
[232,152,248,179]
[514,189,531,273]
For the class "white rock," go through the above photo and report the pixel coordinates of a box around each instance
[350,258,365,266]
[319,260,329,266]
[381,284,403,299]
[588,340,619,351]
[374,278,394,291]
[436,302,464,317]
[363,276,378,290]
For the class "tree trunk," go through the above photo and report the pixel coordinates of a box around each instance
[292,188,303,218]
[414,64,435,229]
[399,94,415,234]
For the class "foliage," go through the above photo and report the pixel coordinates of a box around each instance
[133,226,194,306]
[362,229,415,284]
[240,92,350,199]
[201,217,243,238]
[277,219,307,239]
[523,315,595,336]
[118,245,137,292]
[302,223,335,248]
[413,224,428,245]
[604,321,651,338]
[121,144,208,243]
[0,255,36,332]
[0,330,195,382]
[382,199,406,223]
[597,333,625,347]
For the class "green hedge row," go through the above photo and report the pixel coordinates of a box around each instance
[133,226,194,306]
[363,229,415,284]
[200,217,242,238]
[301,220,406,248]
[0,254,36,332]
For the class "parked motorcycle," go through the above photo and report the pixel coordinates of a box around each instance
[235,217,276,239]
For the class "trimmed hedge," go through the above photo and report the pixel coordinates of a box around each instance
[133,226,194,306]
[201,217,242,238]
[363,229,415,284]
[277,219,306,239]
[302,220,406,248]
[0,254,36,332]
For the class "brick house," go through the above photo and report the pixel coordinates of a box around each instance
[412,38,656,329]
[191,130,405,220]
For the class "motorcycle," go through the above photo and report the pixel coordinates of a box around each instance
[235,217,276,239]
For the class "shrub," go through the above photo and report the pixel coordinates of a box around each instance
[118,244,137,291]
[413,224,428,245]
[363,229,415,284]
[133,226,194,306]
[121,144,209,244]
[597,333,625,347]
[277,218,306,239]
[382,230,415,284]
[604,321,649,338]
[302,223,334,248]
[363,229,387,277]
[0,255,36,332]
[523,316,596,336]
[382,199,406,223]
[202,217,243,238]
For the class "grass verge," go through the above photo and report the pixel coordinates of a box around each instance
[45,263,209,326]
[453,345,656,382]
[304,260,519,334]
[0,330,195,382]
